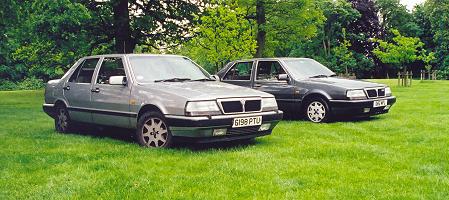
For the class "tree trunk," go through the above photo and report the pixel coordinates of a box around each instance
[113,0,135,53]
[255,0,266,58]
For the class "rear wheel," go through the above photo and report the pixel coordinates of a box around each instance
[55,105,73,133]
[136,111,173,148]
[304,98,331,123]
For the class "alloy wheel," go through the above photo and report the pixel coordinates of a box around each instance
[307,101,326,123]
[142,117,168,147]
[57,108,69,131]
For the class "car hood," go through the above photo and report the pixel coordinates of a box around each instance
[306,77,385,89]
[140,81,272,100]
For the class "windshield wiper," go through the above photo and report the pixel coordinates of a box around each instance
[192,78,214,81]
[154,78,191,82]
[309,74,329,78]
[329,74,337,77]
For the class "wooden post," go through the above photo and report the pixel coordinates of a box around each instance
[410,71,413,86]
[398,72,401,86]
[404,71,408,87]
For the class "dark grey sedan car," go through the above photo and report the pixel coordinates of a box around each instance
[216,58,396,122]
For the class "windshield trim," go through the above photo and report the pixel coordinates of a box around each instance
[126,55,211,84]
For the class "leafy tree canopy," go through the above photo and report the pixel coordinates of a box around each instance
[373,29,424,72]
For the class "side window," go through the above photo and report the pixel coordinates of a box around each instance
[223,62,253,80]
[69,58,99,83]
[68,63,82,82]
[256,61,285,81]
[96,57,126,84]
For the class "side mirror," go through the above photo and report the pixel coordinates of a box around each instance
[211,75,220,81]
[109,76,127,85]
[277,74,289,81]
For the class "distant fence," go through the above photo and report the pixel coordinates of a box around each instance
[398,71,412,87]
[420,70,438,80]
[338,73,357,79]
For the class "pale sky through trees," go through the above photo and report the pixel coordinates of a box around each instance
[400,0,425,10]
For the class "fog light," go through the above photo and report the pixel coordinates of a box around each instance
[384,105,391,110]
[363,108,371,113]
[259,123,271,131]
[213,128,227,136]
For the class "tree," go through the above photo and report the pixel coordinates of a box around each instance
[10,0,95,80]
[424,0,449,79]
[420,50,436,79]
[255,0,266,57]
[179,1,256,72]
[332,29,357,75]
[373,29,424,74]
[413,4,435,51]
[376,0,420,37]
[319,0,360,58]
[241,0,324,57]
[346,0,384,57]
[82,0,203,53]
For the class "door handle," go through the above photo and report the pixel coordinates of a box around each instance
[253,83,262,88]
[91,88,100,93]
[63,85,70,90]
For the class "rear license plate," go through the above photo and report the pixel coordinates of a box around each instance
[373,100,388,108]
[232,116,262,128]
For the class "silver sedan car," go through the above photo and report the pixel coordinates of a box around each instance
[43,54,283,148]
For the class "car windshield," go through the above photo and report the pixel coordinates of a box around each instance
[128,56,210,83]
[282,59,335,79]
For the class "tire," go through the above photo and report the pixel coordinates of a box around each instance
[135,111,173,148]
[304,98,331,123]
[55,105,73,133]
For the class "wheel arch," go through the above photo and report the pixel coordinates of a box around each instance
[54,99,68,108]
[137,104,165,120]
[301,91,331,110]
[48,99,69,118]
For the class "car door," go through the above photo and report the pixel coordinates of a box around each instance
[220,61,254,88]
[63,58,100,123]
[253,60,298,111]
[90,56,133,128]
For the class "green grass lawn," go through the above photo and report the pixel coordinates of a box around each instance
[1,80,449,199]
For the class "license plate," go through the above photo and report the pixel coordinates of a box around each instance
[373,100,388,108]
[232,116,262,128]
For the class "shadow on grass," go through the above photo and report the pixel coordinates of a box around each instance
[65,123,260,151]
[282,112,382,123]
[67,123,135,143]
[174,138,261,151]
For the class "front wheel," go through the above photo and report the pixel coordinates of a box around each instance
[135,111,173,148]
[304,98,331,123]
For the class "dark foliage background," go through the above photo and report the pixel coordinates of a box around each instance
[1,0,448,90]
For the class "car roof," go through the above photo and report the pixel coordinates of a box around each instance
[82,54,185,59]
[232,57,314,63]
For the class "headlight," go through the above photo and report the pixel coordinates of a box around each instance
[346,89,366,100]
[185,101,221,116]
[385,87,392,96]
[261,97,278,111]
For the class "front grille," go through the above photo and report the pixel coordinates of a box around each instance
[377,88,386,97]
[227,126,261,135]
[244,100,261,112]
[366,89,377,98]
[218,98,262,114]
[365,87,386,99]
[221,101,243,113]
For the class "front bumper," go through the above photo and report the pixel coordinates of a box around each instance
[165,110,283,143]
[329,96,396,116]
[43,103,56,118]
